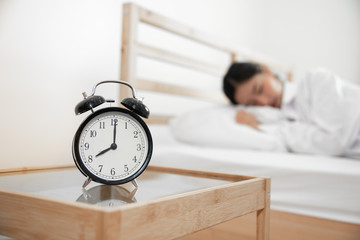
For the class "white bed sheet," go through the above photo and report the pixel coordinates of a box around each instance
[149,124,360,224]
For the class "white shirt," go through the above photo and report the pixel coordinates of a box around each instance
[261,68,360,159]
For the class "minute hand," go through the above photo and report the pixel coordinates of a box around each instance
[113,119,118,144]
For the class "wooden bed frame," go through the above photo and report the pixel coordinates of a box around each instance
[120,3,292,124]
[120,3,360,240]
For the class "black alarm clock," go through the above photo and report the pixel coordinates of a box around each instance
[72,80,153,188]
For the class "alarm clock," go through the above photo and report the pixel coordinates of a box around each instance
[72,80,153,188]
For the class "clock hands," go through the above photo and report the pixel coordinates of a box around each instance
[95,144,117,157]
[96,119,118,158]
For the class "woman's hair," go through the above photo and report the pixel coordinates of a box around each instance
[223,62,263,104]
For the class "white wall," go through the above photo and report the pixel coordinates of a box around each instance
[0,0,123,169]
[246,0,360,83]
[0,0,359,169]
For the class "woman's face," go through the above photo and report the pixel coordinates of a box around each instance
[234,73,283,108]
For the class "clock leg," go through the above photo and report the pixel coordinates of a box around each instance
[131,179,138,189]
[130,179,138,199]
[82,177,92,189]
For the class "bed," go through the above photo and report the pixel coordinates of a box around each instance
[120,3,360,240]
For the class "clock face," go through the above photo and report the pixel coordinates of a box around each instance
[73,107,152,185]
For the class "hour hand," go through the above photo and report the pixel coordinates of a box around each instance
[96,143,117,157]
[96,147,112,157]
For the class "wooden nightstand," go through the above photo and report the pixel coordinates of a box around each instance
[0,166,270,240]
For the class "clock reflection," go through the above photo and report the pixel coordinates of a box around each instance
[76,185,137,207]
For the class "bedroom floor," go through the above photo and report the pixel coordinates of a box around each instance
[177,210,360,240]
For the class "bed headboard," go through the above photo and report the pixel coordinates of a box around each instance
[120,3,293,124]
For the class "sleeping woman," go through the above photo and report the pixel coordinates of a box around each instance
[223,62,360,159]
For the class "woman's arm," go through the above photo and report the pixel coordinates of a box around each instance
[235,110,260,129]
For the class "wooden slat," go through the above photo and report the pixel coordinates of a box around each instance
[0,164,75,176]
[256,178,270,240]
[137,42,226,76]
[0,189,103,240]
[112,178,267,240]
[137,78,227,103]
[136,4,236,54]
[148,165,254,181]
[121,3,140,98]
[145,114,172,125]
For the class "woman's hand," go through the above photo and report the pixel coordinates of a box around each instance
[235,110,260,129]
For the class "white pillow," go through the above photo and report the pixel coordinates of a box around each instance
[170,105,286,151]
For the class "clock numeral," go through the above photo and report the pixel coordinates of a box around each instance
[88,155,93,163]
[98,165,103,172]
[125,122,128,129]
[110,168,115,175]
[90,130,97,137]
[111,119,118,126]
[133,131,138,138]
[132,156,137,162]
[124,165,129,172]
[99,122,105,129]
[136,144,141,151]
[84,143,90,150]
